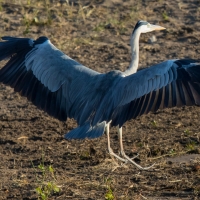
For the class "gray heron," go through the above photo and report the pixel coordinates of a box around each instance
[0,21,200,170]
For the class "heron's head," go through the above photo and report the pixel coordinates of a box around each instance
[132,20,165,35]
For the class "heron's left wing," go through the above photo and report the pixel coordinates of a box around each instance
[0,36,104,124]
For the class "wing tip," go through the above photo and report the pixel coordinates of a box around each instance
[34,36,49,45]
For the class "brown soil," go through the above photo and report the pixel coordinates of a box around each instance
[0,0,200,199]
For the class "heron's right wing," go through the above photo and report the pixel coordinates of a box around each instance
[90,59,200,126]
[110,59,200,127]
[0,36,104,124]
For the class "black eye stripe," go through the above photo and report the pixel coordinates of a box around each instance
[132,20,149,35]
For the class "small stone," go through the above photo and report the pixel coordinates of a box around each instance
[148,35,157,43]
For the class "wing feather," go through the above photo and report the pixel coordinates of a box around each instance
[111,59,200,127]
[2,36,200,140]
[0,37,107,124]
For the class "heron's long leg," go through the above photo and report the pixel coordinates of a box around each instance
[118,126,127,156]
[117,126,155,170]
[106,123,126,162]
[118,126,138,160]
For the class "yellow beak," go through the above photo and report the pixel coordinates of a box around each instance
[150,24,166,31]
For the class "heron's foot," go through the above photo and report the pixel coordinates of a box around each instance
[120,151,139,161]
[108,149,155,170]
[120,150,155,170]
[108,147,127,162]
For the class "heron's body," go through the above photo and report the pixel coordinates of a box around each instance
[1,21,200,169]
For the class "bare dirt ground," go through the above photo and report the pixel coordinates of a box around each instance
[0,0,200,199]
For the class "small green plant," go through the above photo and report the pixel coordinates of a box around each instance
[35,165,60,200]
[22,14,31,35]
[22,12,52,35]
[136,142,143,147]
[73,38,92,45]
[184,129,191,136]
[129,6,139,20]
[79,150,90,160]
[104,178,114,200]
[93,22,106,32]
[0,0,3,12]
[21,0,53,35]
[105,188,114,200]
[162,11,169,21]
[151,120,157,127]
[169,149,176,155]
[186,141,196,151]
[32,153,60,200]
[26,0,31,5]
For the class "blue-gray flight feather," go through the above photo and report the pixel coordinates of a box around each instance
[111,59,200,127]
[0,37,105,125]
[1,36,200,139]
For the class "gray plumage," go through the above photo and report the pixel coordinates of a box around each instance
[0,22,200,142]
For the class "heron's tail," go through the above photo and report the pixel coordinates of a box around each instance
[64,121,106,139]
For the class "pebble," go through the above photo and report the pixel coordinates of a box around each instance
[148,35,157,44]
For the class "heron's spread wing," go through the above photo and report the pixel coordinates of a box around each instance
[1,36,200,139]
[0,36,107,124]
[92,59,200,126]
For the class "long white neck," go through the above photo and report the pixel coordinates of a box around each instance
[124,30,141,76]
